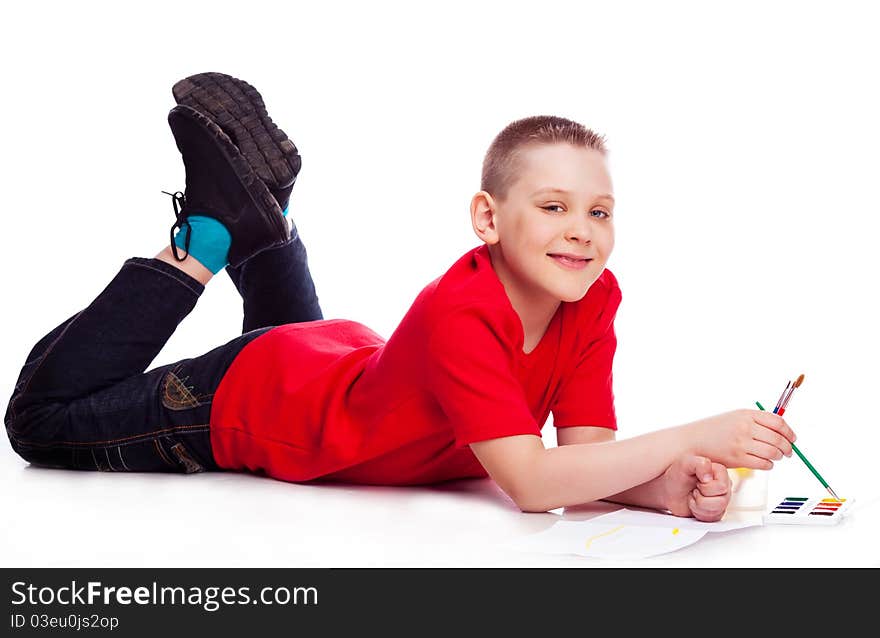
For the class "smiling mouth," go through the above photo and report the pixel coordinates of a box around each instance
[548,254,592,264]
[547,253,593,270]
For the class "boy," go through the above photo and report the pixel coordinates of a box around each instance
[4,73,796,521]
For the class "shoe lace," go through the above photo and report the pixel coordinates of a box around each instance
[162,190,190,262]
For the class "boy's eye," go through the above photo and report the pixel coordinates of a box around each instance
[541,205,611,219]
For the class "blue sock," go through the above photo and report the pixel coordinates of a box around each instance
[173,216,231,274]
[173,207,289,274]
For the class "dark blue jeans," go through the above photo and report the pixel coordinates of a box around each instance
[4,228,322,473]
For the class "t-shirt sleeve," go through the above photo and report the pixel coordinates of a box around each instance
[551,279,622,430]
[426,305,542,448]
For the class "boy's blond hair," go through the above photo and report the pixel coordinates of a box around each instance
[481,115,607,202]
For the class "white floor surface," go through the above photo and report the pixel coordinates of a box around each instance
[3,448,878,568]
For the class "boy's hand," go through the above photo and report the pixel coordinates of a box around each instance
[687,409,796,470]
[663,454,731,522]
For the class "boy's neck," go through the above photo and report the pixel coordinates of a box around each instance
[486,245,561,353]
[518,298,561,354]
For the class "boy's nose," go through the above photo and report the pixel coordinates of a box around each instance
[565,214,594,243]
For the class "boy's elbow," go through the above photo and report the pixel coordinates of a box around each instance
[470,435,550,512]
[515,498,551,514]
[508,483,552,513]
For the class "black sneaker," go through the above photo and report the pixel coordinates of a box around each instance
[172,72,301,213]
[166,104,290,268]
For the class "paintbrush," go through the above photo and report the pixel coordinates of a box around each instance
[776,373,803,416]
[773,379,791,413]
[756,373,842,501]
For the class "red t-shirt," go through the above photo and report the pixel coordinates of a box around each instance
[209,243,622,485]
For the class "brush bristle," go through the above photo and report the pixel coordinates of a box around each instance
[793,373,805,388]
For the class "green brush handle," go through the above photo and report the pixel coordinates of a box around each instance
[790,442,830,489]
[755,401,831,490]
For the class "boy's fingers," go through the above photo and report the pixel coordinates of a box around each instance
[690,490,726,522]
[695,479,727,498]
[741,453,774,471]
[712,462,731,490]
[752,425,793,457]
[696,482,727,497]
[696,463,732,497]
[685,455,714,483]
[749,439,786,462]
[750,410,796,443]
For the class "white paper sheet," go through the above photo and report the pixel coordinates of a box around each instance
[506,508,762,559]
[592,508,763,532]
[507,519,706,559]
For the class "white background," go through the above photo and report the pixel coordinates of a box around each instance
[1,0,878,567]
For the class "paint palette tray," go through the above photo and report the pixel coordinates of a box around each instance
[762,496,853,526]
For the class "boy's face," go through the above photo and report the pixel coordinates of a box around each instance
[474,143,615,305]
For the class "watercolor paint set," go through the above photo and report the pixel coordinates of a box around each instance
[762,497,853,526]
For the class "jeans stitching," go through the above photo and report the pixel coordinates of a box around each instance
[154,439,176,467]
[23,353,45,366]
[125,261,203,297]
[162,367,213,410]
[104,447,116,471]
[170,442,204,473]
[9,423,210,448]
[90,448,104,471]
[8,309,86,424]
[117,446,131,471]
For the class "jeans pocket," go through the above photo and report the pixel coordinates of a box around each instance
[169,439,205,473]
[161,365,214,411]
[149,435,206,473]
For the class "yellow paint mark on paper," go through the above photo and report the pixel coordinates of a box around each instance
[672,528,680,535]
[584,525,625,550]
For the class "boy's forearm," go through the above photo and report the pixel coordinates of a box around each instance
[520,424,693,512]
[601,475,669,511]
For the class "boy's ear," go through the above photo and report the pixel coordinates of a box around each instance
[470,191,500,245]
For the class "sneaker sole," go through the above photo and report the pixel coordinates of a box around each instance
[172,72,301,192]
[168,105,289,252]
